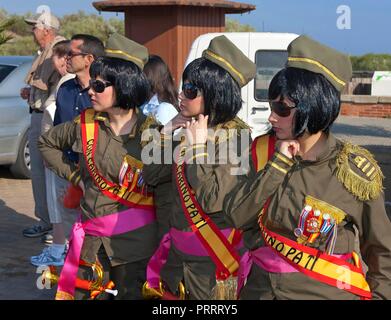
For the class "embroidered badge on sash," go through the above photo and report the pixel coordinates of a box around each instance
[295,195,346,254]
[118,155,146,194]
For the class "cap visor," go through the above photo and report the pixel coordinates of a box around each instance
[24,19,37,25]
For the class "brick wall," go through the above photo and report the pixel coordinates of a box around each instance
[340,95,391,118]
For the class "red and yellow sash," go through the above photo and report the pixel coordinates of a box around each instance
[175,146,241,279]
[251,134,276,171]
[80,109,153,209]
[252,134,371,299]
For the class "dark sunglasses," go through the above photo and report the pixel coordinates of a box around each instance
[67,51,90,58]
[89,79,112,93]
[182,83,200,100]
[269,101,297,117]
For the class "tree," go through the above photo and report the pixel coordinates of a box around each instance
[60,10,124,43]
[0,17,15,46]
[225,18,256,32]
[351,54,391,71]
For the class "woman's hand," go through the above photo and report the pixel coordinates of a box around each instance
[160,113,192,135]
[276,140,300,159]
[20,87,30,100]
[185,114,209,145]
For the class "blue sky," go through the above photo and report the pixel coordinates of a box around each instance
[1,0,389,55]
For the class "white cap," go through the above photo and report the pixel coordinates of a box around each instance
[25,12,60,31]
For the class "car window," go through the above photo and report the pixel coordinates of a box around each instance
[0,65,17,84]
[254,50,288,101]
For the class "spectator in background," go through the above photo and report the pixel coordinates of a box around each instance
[54,34,105,130]
[141,55,178,126]
[30,40,78,267]
[21,11,66,239]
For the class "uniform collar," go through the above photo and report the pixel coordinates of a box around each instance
[295,133,338,164]
[93,108,145,139]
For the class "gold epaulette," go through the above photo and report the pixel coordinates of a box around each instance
[139,115,159,147]
[73,115,81,124]
[210,117,251,144]
[335,142,384,201]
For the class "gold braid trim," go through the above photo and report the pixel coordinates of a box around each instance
[305,195,345,224]
[139,115,158,148]
[336,142,384,201]
[210,117,251,144]
[73,114,81,124]
[55,290,74,300]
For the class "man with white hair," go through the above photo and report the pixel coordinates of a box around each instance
[21,11,66,239]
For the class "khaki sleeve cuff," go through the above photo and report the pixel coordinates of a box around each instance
[68,168,81,186]
[268,152,295,175]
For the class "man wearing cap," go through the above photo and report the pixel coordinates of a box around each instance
[142,35,256,299]
[21,11,66,238]
[223,35,391,299]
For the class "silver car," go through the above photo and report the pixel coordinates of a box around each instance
[0,56,33,178]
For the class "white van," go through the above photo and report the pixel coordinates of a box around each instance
[184,32,299,137]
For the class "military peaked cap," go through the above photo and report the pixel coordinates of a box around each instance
[202,35,256,88]
[105,33,148,70]
[287,35,352,92]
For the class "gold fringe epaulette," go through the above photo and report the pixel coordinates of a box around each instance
[210,117,251,144]
[139,115,159,147]
[73,114,81,124]
[336,142,384,201]
[94,112,107,122]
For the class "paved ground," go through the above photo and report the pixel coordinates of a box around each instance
[0,115,390,300]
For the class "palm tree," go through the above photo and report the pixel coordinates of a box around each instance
[0,18,15,46]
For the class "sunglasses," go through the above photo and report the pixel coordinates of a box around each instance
[89,79,112,93]
[67,51,90,58]
[269,101,297,117]
[182,83,201,100]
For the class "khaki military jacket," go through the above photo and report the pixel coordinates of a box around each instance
[224,133,391,299]
[38,110,158,266]
[143,118,252,267]
[25,35,65,111]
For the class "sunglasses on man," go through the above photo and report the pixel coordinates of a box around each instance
[269,100,297,117]
[182,83,201,100]
[89,79,113,93]
[67,51,90,58]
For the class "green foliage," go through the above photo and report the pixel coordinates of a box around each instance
[0,35,37,55]
[225,18,256,32]
[59,10,123,43]
[0,10,125,55]
[0,17,16,46]
[351,54,391,71]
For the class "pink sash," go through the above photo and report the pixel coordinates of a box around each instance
[56,207,156,300]
[146,228,243,290]
[237,246,353,296]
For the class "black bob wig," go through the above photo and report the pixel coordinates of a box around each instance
[182,57,242,126]
[90,56,150,110]
[268,67,340,138]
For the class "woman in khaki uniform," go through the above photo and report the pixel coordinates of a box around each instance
[223,35,391,300]
[38,34,159,300]
[142,36,256,300]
